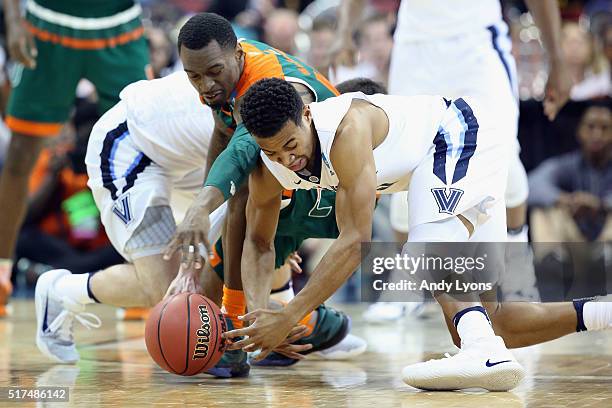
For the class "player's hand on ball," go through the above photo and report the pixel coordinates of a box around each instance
[163,265,203,300]
[223,309,312,360]
[163,206,211,269]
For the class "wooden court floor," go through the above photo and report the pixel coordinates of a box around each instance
[1,300,611,408]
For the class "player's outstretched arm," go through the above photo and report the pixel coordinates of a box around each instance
[282,122,377,324]
[241,163,283,313]
[224,122,377,359]
[524,0,572,120]
[164,116,257,270]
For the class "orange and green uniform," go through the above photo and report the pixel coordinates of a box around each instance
[204,39,338,199]
[6,0,150,137]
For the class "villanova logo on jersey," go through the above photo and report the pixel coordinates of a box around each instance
[431,188,464,214]
[430,98,478,215]
[112,194,133,225]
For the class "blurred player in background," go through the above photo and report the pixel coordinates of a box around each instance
[331,0,573,321]
[0,0,151,317]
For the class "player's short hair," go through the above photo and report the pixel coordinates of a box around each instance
[241,78,304,138]
[336,77,387,95]
[177,13,237,53]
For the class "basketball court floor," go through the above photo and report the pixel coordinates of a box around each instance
[1,300,611,407]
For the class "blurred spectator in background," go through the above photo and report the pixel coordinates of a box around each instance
[329,12,393,86]
[146,26,176,79]
[354,13,394,86]
[562,22,611,100]
[263,8,300,54]
[604,23,612,69]
[306,14,337,76]
[14,99,124,278]
[529,100,612,243]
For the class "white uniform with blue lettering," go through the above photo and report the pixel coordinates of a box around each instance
[86,72,226,261]
[261,93,510,233]
[388,0,527,232]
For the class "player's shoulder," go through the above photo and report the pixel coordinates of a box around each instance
[235,39,337,100]
[235,39,285,98]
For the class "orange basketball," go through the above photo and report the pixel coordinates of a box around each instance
[145,293,227,376]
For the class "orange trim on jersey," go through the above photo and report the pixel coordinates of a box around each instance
[235,42,284,99]
[282,189,294,199]
[315,71,340,96]
[209,244,222,268]
[25,22,144,50]
[6,116,62,137]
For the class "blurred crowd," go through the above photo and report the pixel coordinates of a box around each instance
[0,0,609,298]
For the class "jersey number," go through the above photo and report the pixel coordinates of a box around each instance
[308,189,332,218]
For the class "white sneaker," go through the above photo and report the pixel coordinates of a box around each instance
[35,269,101,363]
[312,334,367,360]
[401,336,525,391]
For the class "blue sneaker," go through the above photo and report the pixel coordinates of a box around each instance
[205,316,250,378]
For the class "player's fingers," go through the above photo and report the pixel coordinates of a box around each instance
[243,343,259,353]
[201,233,212,258]
[292,252,302,263]
[227,336,256,350]
[191,239,202,270]
[273,347,307,360]
[163,237,181,260]
[277,342,312,354]
[222,327,251,339]
[181,243,196,269]
[26,32,37,63]
[285,325,308,343]
[252,348,273,362]
[17,38,35,68]
[237,310,260,322]
[543,99,557,121]
[289,259,302,274]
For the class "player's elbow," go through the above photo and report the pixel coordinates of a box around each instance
[343,227,372,256]
[247,233,274,254]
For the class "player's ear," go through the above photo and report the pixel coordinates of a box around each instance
[303,105,312,125]
[235,43,244,60]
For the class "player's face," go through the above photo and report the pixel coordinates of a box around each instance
[578,107,611,156]
[180,41,243,109]
[255,106,315,172]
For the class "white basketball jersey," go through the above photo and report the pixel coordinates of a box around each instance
[119,71,214,186]
[395,0,503,42]
[261,93,447,194]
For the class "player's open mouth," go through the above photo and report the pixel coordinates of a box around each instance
[204,90,223,100]
[288,157,306,172]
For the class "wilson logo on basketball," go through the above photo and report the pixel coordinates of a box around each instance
[193,305,211,360]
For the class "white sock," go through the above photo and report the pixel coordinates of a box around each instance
[507,225,528,243]
[583,300,612,331]
[455,309,496,346]
[270,281,294,303]
[54,273,96,305]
